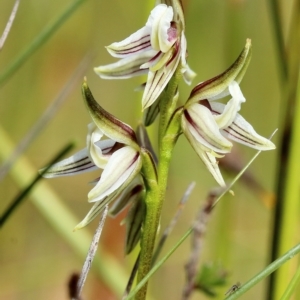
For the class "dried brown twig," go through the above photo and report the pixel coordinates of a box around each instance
[182,188,222,300]
[73,205,109,300]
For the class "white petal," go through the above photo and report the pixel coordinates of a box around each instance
[181,118,226,186]
[179,33,196,85]
[148,4,174,52]
[87,123,105,168]
[88,146,142,202]
[183,103,232,153]
[182,63,197,85]
[229,81,246,103]
[180,31,187,67]
[106,26,152,58]
[214,81,246,129]
[40,148,97,178]
[146,4,168,27]
[211,102,276,150]
[109,176,144,217]
[94,50,156,79]
[142,45,181,110]
[198,150,226,187]
[158,7,175,52]
[74,195,116,230]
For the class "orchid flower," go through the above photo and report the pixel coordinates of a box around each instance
[41,81,143,230]
[94,1,195,110]
[181,40,275,186]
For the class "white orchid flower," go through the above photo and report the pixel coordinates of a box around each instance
[41,81,143,230]
[181,40,275,186]
[94,2,195,110]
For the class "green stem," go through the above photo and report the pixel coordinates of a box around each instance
[136,69,182,299]
[136,134,177,300]
[127,227,193,300]
[136,188,162,300]
[225,243,300,300]
[0,0,87,86]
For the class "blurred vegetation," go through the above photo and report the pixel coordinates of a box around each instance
[0,0,298,299]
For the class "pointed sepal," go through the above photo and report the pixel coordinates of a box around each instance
[187,39,252,105]
[82,80,139,150]
[125,196,146,254]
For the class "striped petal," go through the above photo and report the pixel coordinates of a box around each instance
[182,103,232,154]
[88,146,142,202]
[106,27,151,58]
[142,44,181,110]
[40,148,97,178]
[181,113,226,186]
[210,102,276,150]
[94,50,156,80]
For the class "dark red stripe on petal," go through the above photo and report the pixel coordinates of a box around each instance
[48,161,96,175]
[166,42,179,67]
[224,124,262,146]
[145,71,164,107]
[115,41,151,55]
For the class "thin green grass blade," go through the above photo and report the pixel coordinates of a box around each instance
[0,0,87,86]
[280,263,300,300]
[0,141,74,227]
[225,243,300,300]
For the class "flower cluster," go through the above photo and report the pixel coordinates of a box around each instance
[94,0,195,110]
[181,39,275,186]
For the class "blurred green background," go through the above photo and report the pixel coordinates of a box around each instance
[0,0,294,299]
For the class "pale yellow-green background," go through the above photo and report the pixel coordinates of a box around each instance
[0,0,292,299]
